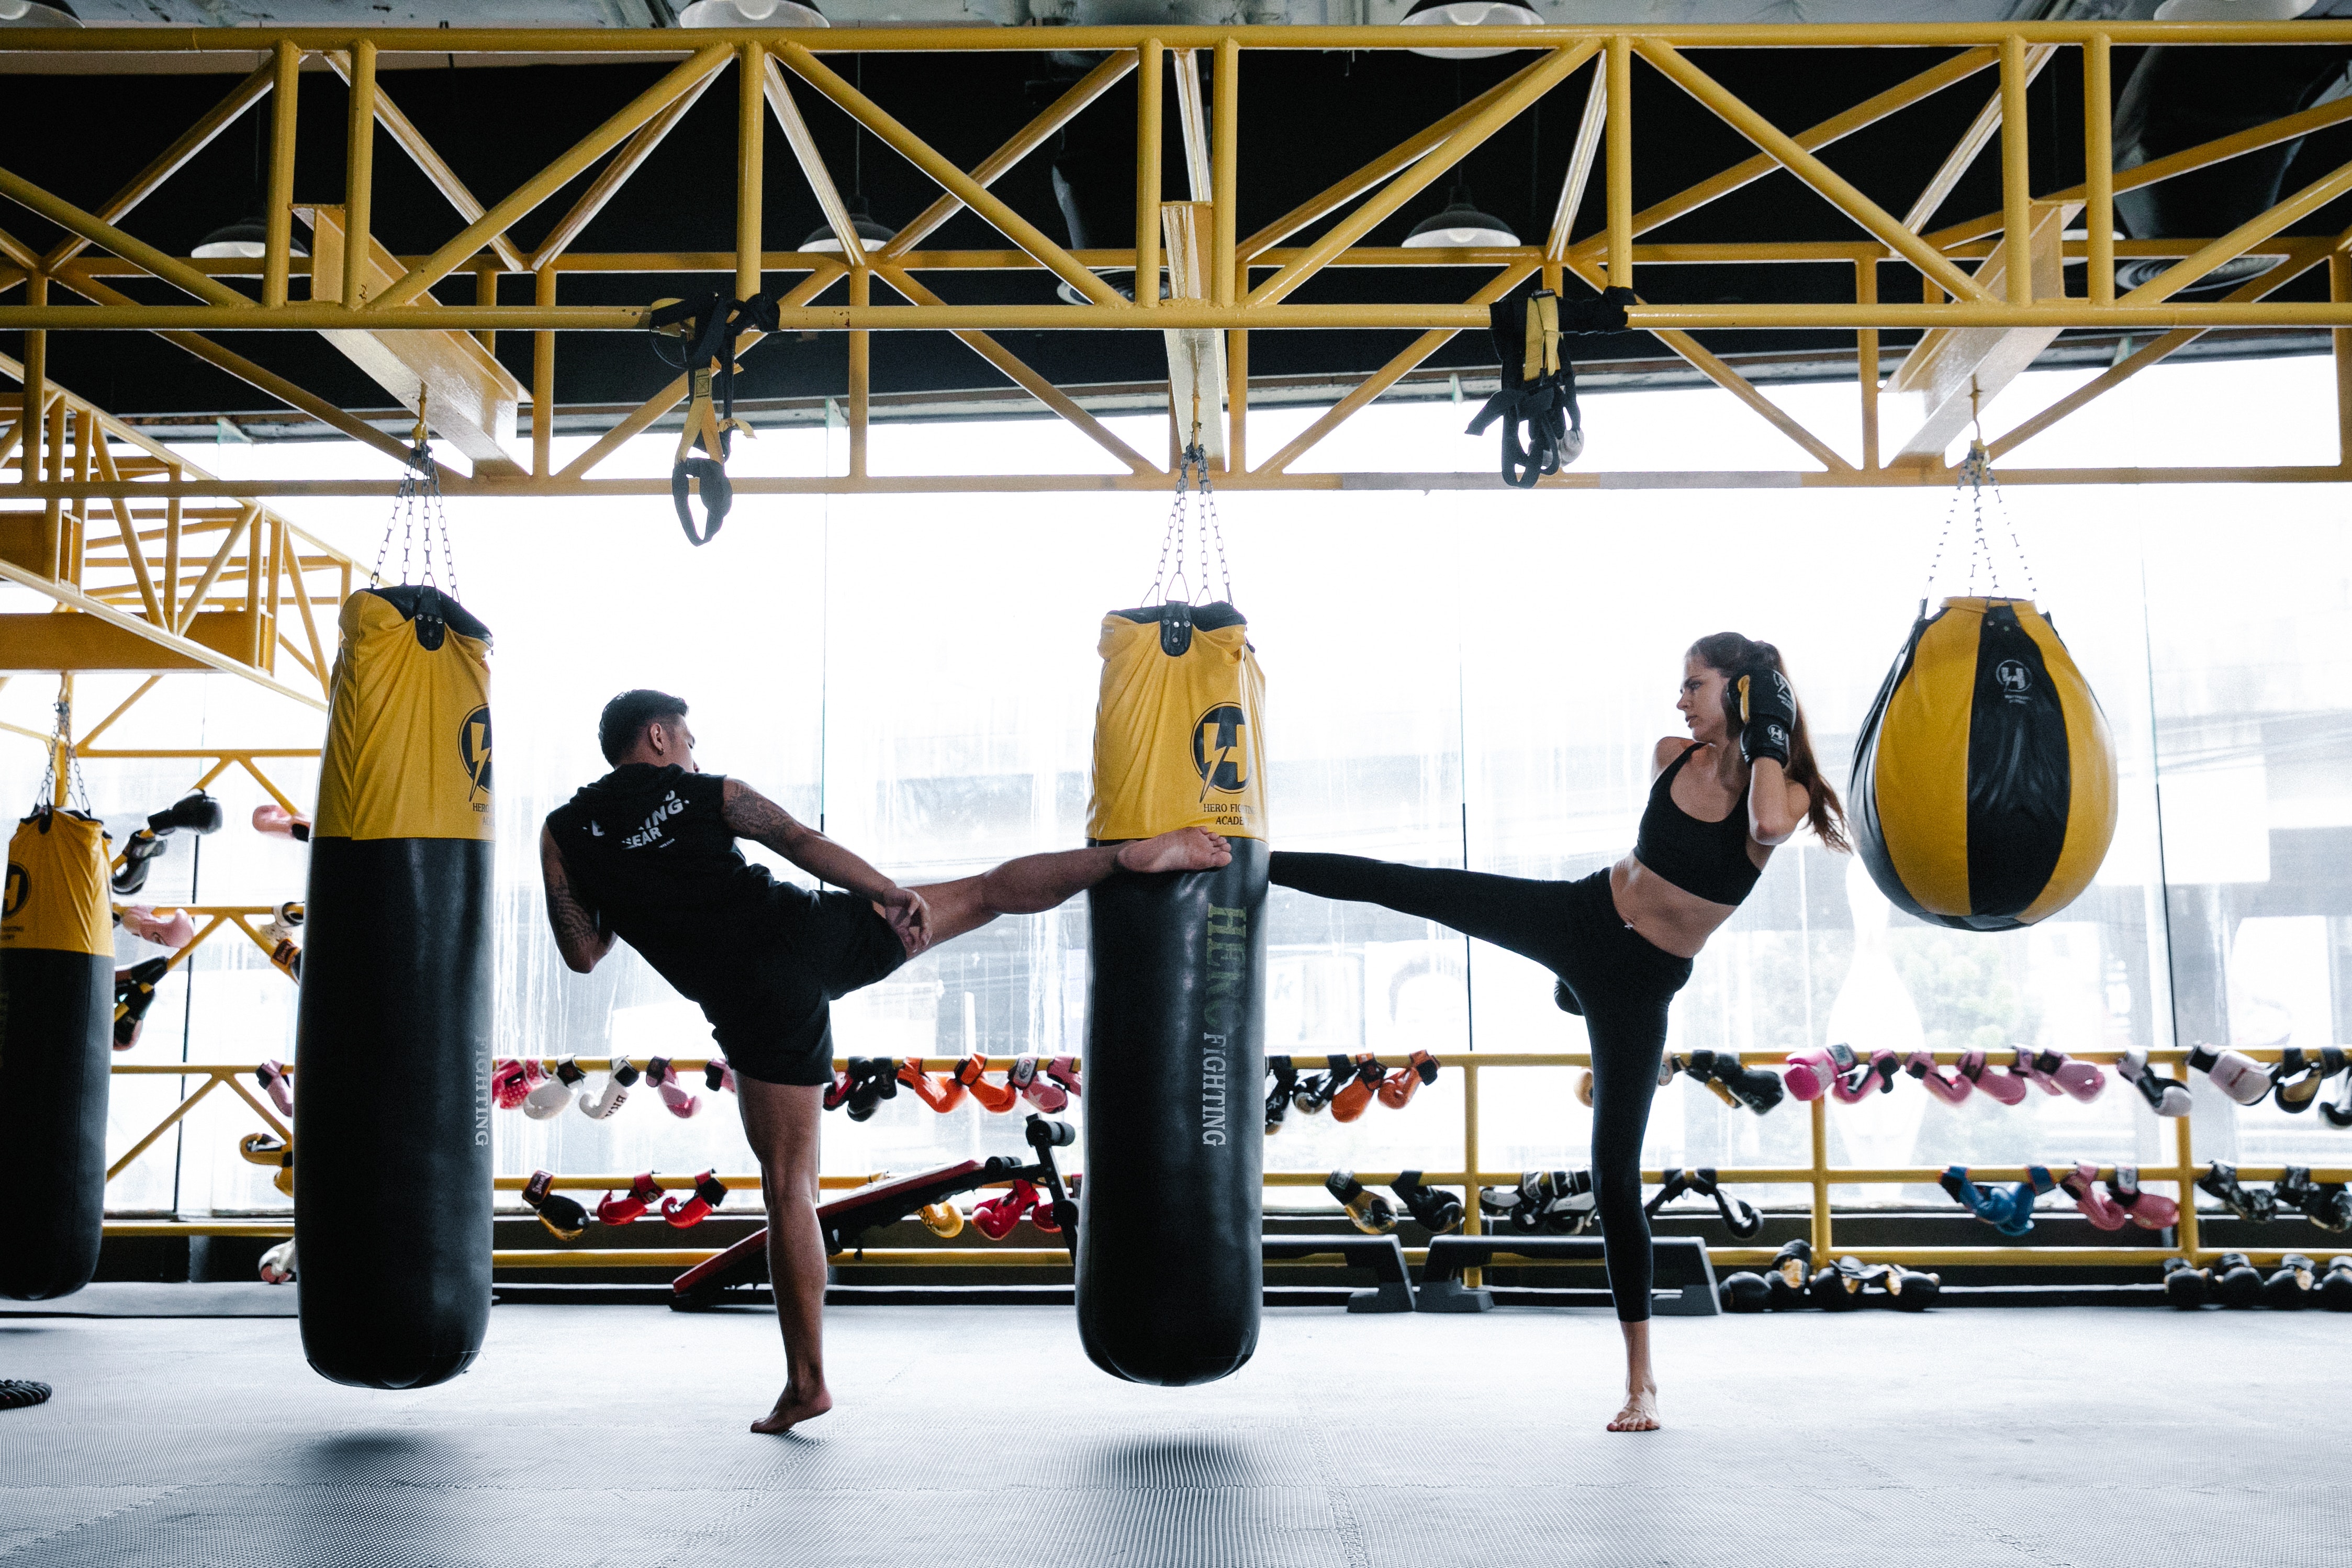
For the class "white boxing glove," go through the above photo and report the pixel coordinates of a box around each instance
[523,1057,587,1121]
[2188,1045,2275,1107]
[578,1060,639,1119]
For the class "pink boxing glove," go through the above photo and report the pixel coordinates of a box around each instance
[1783,1049,1833,1102]
[1010,1055,1067,1113]
[119,906,196,949]
[252,803,312,842]
[1906,1051,1972,1106]
[1957,1049,2029,1106]
[2028,1048,2105,1103]
[255,1058,295,1117]
[644,1056,701,1119]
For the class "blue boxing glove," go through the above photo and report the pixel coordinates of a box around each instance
[1730,665,1796,767]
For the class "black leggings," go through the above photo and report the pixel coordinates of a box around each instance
[1269,853,1693,1322]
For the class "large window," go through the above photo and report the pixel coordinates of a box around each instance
[30,353,2349,1216]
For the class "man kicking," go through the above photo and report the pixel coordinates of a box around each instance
[539,689,1227,1435]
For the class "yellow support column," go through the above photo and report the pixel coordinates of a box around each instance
[1999,34,2033,308]
[1605,35,1633,292]
[1211,39,1238,308]
[21,273,42,521]
[1857,257,1879,469]
[2083,33,2114,309]
[533,266,557,478]
[342,39,378,309]
[849,265,870,479]
[1809,1093,1832,1258]
[736,41,766,303]
[264,39,301,310]
[1137,39,1162,310]
[1461,1059,1482,1291]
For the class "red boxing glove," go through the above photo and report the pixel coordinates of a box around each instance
[957,1054,1018,1113]
[491,1059,539,1111]
[596,1172,665,1226]
[1377,1050,1439,1111]
[898,1058,964,1113]
[661,1171,728,1228]
[1330,1054,1385,1124]
[972,1180,1039,1240]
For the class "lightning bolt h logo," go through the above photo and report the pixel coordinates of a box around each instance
[1192,704,1248,796]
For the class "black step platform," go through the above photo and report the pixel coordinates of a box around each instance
[1417,1235,1719,1316]
[1263,1234,1415,1313]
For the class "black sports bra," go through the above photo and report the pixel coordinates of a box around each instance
[1632,743,1762,906]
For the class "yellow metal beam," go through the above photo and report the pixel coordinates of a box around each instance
[322,48,528,273]
[39,60,275,274]
[776,43,1125,307]
[368,45,734,310]
[1638,40,1992,304]
[1247,43,1594,308]
[528,71,717,272]
[881,50,1137,260]
[309,206,529,476]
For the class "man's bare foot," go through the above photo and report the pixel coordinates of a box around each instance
[1607,1386,1660,1432]
[1116,827,1233,875]
[750,1385,833,1435]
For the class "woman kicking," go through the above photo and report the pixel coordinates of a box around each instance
[1270,633,1848,1431]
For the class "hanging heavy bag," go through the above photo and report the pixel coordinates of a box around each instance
[296,584,496,1388]
[1850,596,2117,931]
[1079,598,1270,1386]
[1465,286,1632,488]
[0,805,114,1300]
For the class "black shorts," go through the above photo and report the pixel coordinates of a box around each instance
[703,890,910,1087]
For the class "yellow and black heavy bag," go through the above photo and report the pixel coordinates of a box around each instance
[0,806,113,1300]
[1079,600,1269,1386]
[1850,597,2116,932]
[296,585,495,1389]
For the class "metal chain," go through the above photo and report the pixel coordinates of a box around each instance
[39,693,89,813]
[1145,442,1237,608]
[372,410,462,600]
[1922,413,2037,608]
[1194,445,1232,605]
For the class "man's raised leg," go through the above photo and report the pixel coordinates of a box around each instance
[903,827,1231,948]
[737,1078,833,1434]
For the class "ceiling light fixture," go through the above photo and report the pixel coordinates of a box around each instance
[679,0,830,27]
[1401,183,1519,248]
[193,217,310,261]
[0,0,83,27]
[1400,0,1541,62]
[801,197,895,253]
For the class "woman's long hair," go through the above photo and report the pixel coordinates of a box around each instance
[1688,632,1851,853]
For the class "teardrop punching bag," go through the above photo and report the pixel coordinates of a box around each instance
[1850,597,2117,932]
[297,585,495,1388]
[0,806,114,1300]
[1080,601,1269,1386]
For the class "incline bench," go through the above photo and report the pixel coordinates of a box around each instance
[1418,1235,1719,1316]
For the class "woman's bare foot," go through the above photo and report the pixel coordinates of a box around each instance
[1607,1385,1660,1432]
[1116,827,1233,875]
[750,1385,833,1435]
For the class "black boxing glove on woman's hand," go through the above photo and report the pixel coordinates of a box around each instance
[1731,666,1796,767]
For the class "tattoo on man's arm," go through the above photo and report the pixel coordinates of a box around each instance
[720,780,800,849]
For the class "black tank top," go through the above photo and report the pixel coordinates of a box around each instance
[545,765,811,1009]
[1632,744,1761,906]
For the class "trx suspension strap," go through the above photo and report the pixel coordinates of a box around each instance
[1465,286,1633,488]
[649,291,786,546]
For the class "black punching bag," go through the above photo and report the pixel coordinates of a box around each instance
[1079,601,1269,1386]
[297,585,495,1388]
[0,805,114,1300]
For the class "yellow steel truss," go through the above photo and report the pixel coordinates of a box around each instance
[0,21,2349,500]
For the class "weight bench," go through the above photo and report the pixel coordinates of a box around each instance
[1417,1235,1718,1316]
[1262,1234,1415,1314]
